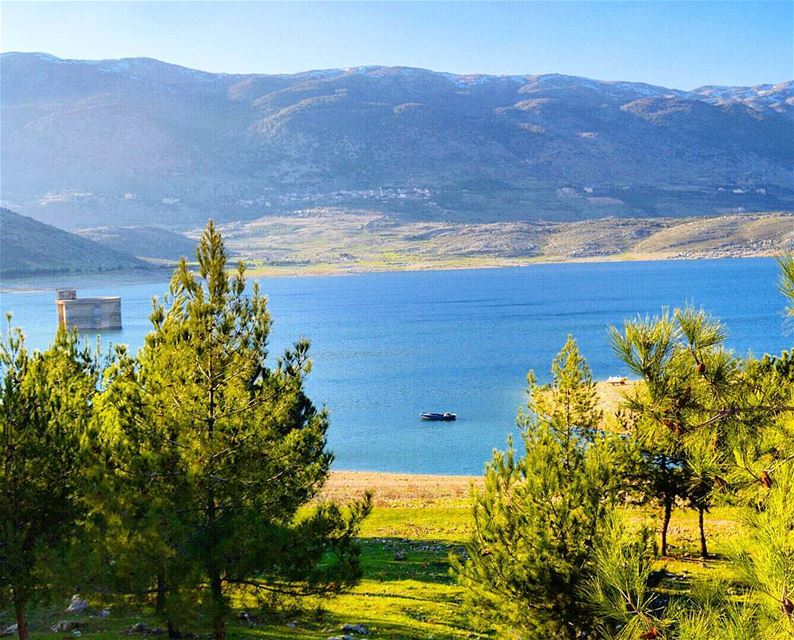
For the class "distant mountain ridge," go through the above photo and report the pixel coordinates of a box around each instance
[1,52,792,229]
[0,208,146,276]
[75,225,197,262]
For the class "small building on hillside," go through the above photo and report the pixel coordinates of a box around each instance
[55,289,122,330]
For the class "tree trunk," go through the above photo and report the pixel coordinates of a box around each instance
[698,506,709,558]
[213,619,225,640]
[156,573,166,616]
[211,571,225,640]
[207,356,225,640]
[661,500,672,556]
[14,595,29,640]
[155,573,180,638]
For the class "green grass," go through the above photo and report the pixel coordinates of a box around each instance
[3,475,746,639]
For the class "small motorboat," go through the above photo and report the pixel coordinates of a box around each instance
[420,412,457,421]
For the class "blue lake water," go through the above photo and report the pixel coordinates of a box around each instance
[1,258,791,474]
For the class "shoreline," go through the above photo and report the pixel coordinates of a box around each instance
[3,250,775,292]
[243,250,782,279]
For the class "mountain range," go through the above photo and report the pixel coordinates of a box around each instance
[1,52,792,229]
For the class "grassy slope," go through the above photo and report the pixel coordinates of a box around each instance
[212,210,794,277]
[10,471,743,639]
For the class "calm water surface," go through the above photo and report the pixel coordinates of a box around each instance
[1,259,791,474]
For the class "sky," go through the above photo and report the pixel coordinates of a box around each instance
[1,1,792,89]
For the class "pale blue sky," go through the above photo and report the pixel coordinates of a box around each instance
[2,1,792,89]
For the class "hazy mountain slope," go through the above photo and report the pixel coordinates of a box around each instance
[2,52,792,228]
[0,208,145,276]
[75,226,198,261]
[217,210,794,275]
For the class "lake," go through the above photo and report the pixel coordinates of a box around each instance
[1,258,791,474]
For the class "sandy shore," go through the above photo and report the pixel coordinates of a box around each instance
[321,470,481,504]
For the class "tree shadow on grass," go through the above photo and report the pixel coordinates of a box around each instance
[235,599,473,640]
[8,538,471,640]
[359,537,466,585]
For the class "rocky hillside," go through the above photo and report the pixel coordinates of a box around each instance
[1,53,792,229]
[0,208,145,276]
[216,210,794,275]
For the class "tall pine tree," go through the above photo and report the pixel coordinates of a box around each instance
[1,324,97,640]
[88,221,370,639]
[454,337,622,638]
[610,308,736,557]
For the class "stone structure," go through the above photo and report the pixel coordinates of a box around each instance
[55,289,122,330]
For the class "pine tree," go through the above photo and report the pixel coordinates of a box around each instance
[83,344,192,635]
[584,461,794,640]
[610,308,736,557]
[88,221,371,639]
[583,512,662,640]
[454,337,622,638]
[0,324,97,640]
[734,459,794,639]
[779,256,794,317]
[588,265,794,639]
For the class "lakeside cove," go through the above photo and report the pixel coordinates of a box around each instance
[0,257,788,475]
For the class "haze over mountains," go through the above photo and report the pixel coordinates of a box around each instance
[2,52,792,230]
[0,208,145,276]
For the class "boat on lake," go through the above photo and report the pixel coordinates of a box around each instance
[420,412,457,421]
